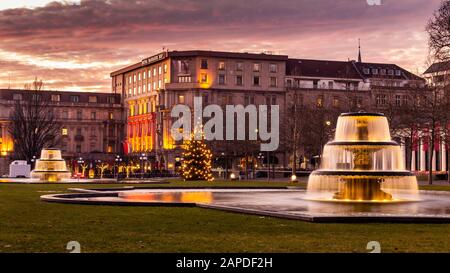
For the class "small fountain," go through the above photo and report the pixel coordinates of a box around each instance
[307,112,419,202]
[31,148,71,182]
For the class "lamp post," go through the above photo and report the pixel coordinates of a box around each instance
[115,155,122,180]
[139,153,148,179]
[77,157,84,182]
[30,155,37,170]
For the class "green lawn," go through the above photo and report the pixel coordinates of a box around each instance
[1,180,450,253]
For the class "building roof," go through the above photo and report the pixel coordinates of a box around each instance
[424,60,450,74]
[0,89,121,104]
[110,50,289,76]
[286,59,362,79]
[353,62,424,81]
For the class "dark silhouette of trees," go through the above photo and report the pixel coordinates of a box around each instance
[8,79,61,163]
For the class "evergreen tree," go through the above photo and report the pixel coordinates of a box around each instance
[181,134,213,181]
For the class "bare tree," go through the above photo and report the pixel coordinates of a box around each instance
[8,78,61,162]
[427,0,450,61]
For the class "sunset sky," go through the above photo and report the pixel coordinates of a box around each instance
[0,0,443,92]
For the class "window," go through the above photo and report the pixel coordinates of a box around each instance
[70,95,80,103]
[153,82,157,90]
[164,64,167,73]
[218,61,226,70]
[253,76,260,86]
[108,112,114,120]
[218,74,226,85]
[236,75,243,86]
[270,77,277,87]
[363,68,370,75]
[134,74,136,82]
[158,66,162,75]
[313,80,319,89]
[253,63,260,72]
[244,95,255,105]
[395,70,402,76]
[129,76,132,84]
[76,144,81,153]
[201,73,208,83]
[236,62,243,71]
[328,82,334,89]
[62,110,68,119]
[32,93,41,101]
[158,80,162,89]
[143,71,146,79]
[51,94,61,102]
[178,76,191,83]
[148,83,152,92]
[316,96,324,107]
[77,110,82,120]
[138,86,141,94]
[201,59,208,69]
[61,128,68,136]
[133,87,136,95]
[178,95,185,104]
[138,73,141,81]
[395,95,401,106]
[388,69,394,76]
[148,70,151,78]
[178,60,190,74]
[88,96,97,103]
[13,93,22,100]
[107,96,115,104]
[270,64,277,73]
[91,111,96,120]
[332,97,340,107]
[372,68,378,75]
[76,128,82,137]
[380,69,386,75]
[153,68,157,76]
[271,96,276,105]
[376,94,387,106]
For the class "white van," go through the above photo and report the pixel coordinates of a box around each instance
[9,161,31,178]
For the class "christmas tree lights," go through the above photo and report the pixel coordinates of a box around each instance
[181,132,214,181]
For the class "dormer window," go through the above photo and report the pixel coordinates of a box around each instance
[395,70,402,76]
[363,68,370,75]
[388,69,394,76]
[372,68,378,75]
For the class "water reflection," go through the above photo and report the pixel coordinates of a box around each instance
[119,191,214,204]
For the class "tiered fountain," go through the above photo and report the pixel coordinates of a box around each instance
[307,112,419,202]
[31,148,71,182]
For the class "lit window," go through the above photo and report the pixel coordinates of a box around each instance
[143,71,146,79]
[253,63,260,72]
[332,97,339,107]
[164,64,168,73]
[159,66,162,75]
[158,80,162,88]
[178,95,185,104]
[129,76,132,83]
[218,61,226,70]
[108,112,114,120]
[133,87,136,95]
[138,86,141,94]
[153,68,157,76]
[138,73,141,81]
[148,70,151,78]
[61,128,68,136]
[134,74,136,82]
[316,96,324,107]
[148,83,151,92]
[88,96,97,103]
[153,82,157,90]
[201,73,208,83]
[51,94,61,102]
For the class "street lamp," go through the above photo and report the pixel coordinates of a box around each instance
[77,157,84,182]
[114,155,122,180]
[31,155,37,169]
[139,153,148,179]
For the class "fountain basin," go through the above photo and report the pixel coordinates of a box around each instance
[40,188,450,223]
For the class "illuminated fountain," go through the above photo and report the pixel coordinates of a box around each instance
[31,148,71,182]
[307,112,419,202]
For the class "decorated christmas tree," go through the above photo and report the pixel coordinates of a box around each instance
[181,133,214,181]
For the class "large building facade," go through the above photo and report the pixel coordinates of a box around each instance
[111,51,288,170]
[0,89,124,175]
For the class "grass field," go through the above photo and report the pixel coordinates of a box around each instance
[1,180,450,253]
